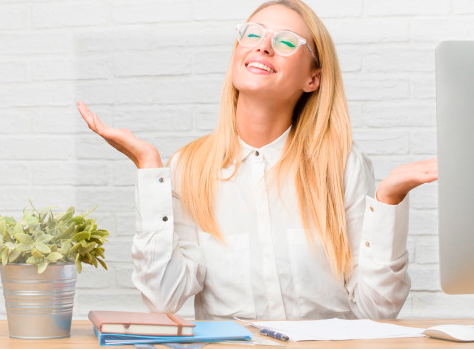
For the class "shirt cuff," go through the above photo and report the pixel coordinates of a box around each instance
[135,167,173,233]
[360,194,409,262]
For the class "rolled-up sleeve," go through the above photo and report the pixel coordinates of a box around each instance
[344,145,411,319]
[131,161,206,314]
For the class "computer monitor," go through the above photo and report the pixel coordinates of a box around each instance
[436,41,474,294]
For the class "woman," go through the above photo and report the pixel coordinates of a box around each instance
[78,0,437,320]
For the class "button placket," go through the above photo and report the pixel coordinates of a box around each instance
[251,151,286,319]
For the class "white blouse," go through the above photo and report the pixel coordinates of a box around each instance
[132,127,410,320]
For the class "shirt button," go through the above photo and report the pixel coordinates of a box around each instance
[162,216,168,222]
[255,150,259,156]
[158,177,164,183]
[369,206,374,212]
[365,241,370,247]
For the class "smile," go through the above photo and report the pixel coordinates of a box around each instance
[246,62,276,74]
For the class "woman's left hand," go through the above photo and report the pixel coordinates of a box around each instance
[376,157,438,205]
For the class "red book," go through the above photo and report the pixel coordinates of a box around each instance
[88,310,195,336]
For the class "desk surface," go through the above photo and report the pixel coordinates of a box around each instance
[0,319,473,348]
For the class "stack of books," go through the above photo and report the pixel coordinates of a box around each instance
[88,310,253,346]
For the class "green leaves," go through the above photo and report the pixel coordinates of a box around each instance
[5,242,15,250]
[71,231,90,242]
[2,249,9,265]
[37,261,49,274]
[15,233,33,244]
[59,223,75,239]
[75,253,82,274]
[26,256,43,265]
[0,219,7,238]
[47,252,63,263]
[36,234,54,244]
[21,211,39,226]
[13,222,24,236]
[0,202,109,274]
[16,243,35,252]
[60,241,72,255]
[34,242,51,254]
[8,250,21,263]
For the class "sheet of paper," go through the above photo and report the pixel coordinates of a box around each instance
[250,319,425,341]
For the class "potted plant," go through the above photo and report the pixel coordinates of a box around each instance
[0,200,109,339]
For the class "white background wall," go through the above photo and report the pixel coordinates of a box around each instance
[0,0,474,320]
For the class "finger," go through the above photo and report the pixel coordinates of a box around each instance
[413,158,438,172]
[422,173,438,183]
[79,102,94,121]
[77,102,111,137]
[89,112,113,137]
[415,172,438,184]
[422,157,438,166]
[77,107,96,133]
[77,102,94,125]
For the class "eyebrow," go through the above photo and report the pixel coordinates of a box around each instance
[255,22,293,33]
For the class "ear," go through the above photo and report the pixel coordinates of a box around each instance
[302,69,321,93]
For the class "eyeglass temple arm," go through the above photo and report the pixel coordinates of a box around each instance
[304,42,318,65]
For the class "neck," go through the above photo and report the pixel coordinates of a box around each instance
[236,93,294,148]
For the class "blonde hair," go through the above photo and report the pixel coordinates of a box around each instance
[172,0,353,279]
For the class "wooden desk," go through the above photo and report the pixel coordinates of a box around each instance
[0,319,473,348]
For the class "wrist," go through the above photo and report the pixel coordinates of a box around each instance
[376,181,406,205]
[137,156,163,169]
[376,191,404,205]
[375,186,406,205]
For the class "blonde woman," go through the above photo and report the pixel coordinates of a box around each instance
[78,0,437,320]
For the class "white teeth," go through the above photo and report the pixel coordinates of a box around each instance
[247,62,275,73]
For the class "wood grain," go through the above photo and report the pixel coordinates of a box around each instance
[0,319,473,348]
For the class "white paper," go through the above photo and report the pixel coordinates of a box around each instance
[249,319,425,341]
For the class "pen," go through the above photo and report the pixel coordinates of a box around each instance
[259,328,290,341]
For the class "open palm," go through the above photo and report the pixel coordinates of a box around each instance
[77,101,163,169]
[377,158,438,205]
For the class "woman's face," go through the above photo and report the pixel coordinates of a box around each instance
[232,5,318,103]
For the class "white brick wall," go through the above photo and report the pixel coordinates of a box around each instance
[0,0,473,320]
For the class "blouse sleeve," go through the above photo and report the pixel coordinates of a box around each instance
[131,157,206,313]
[343,144,411,319]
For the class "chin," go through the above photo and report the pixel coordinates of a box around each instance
[233,76,273,94]
[234,83,275,97]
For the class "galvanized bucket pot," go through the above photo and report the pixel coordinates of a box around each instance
[0,263,77,339]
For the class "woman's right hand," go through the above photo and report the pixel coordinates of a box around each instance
[77,101,163,169]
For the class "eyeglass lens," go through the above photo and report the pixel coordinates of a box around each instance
[237,23,300,56]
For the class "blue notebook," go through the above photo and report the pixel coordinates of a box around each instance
[93,320,253,346]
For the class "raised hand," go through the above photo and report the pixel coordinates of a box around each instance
[376,157,438,205]
[77,101,163,169]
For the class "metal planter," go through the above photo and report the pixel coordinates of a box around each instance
[0,263,77,339]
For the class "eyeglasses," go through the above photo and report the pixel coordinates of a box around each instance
[235,22,318,65]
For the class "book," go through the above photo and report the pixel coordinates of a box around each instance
[92,321,253,346]
[88,310,195,336]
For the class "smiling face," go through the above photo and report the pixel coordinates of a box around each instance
[232,4,319,103]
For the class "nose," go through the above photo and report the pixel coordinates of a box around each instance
[256,32,274,56]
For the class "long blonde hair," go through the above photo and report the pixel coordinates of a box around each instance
[172,0,353,279]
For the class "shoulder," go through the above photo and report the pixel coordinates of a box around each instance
[167,133,213,193]
[168,134,212,172]
[168,150,181,174]
[344,142,375,195]
[345,142,373,175]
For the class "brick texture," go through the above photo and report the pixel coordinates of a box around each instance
[0,0,473,321]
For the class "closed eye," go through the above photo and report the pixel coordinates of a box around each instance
[248,34,261,38]
[280,40,296,48]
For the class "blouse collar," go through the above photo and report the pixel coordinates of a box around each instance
[238,125,292,167]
